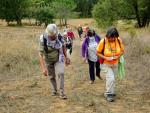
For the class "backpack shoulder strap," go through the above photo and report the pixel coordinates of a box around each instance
[102,38,105,55]
[43,34,48,54]
[117,38,121,49]
[58,33,64,44]
[58,33,63,41]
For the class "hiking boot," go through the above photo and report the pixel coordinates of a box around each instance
[106,94,114,102]
[59,94,67,99]
[112,94,116,97]
[90,80,94,84]
[96,75,102,80]
[51,92,57,96]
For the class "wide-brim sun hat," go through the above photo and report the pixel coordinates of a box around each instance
[45,24,58,36]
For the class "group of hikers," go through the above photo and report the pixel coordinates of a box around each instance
[38,23,124,102]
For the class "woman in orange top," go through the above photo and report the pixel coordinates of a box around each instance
[97,27,124,102]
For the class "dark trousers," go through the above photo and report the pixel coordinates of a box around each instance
[66,44,72,55]
[88,59,100,81]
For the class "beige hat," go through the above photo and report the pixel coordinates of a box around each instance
[45,24,58,36]
[63,32,67,36]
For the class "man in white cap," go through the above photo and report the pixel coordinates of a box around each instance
[39,24,70,99]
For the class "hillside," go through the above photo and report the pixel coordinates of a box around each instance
[0,20,150,113]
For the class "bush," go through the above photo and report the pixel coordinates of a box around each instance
[34,7,54,26]
[92,1,114,28]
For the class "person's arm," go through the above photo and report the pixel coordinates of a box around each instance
[97,52,107,60]
[81,38,88,63]
[39,53,48,76]
[62,45,71,65]
[60,36,71,65]
[97,51,115,61]
[81,38,87,58]
[119,38,124,55]
[114,38,124,59]
[96,39,110,61]
[72,32,75,40]
[38,35,48,76]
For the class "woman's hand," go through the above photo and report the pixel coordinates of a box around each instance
[113,55,120,60]
[82,58,87,63]
[105,57,114,61]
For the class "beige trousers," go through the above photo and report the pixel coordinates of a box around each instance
[46,61,65,95]
[100,64,118,95]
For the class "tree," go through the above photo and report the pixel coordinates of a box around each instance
[92,0,118,27]
[52,0,77,26]
[35,7,54,26]
[74,0,99,18]
[0,0,30,25]
[123,0,150,27]
[28,0,54,26]
[92,0,150,28]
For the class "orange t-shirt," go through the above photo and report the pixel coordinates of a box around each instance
[97,37,124,64]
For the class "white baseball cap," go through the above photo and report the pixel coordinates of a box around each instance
[45,24,58,36]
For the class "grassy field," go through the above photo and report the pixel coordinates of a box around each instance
[0,19,150,113]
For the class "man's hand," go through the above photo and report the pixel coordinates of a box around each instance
[65,57,71,66]
[42,69,48,76]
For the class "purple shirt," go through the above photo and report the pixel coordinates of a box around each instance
[81,34,101,59]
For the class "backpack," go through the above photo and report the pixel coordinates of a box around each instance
[43,34,63,64]
[43,33,63,53]
[65,37,72,45]
[78,27,83,34]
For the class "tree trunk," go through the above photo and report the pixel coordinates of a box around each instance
[7,21,10,26]
[146,20,149,27]
[59,19,64,27]
[59,19,61,26]
[62,19,65,26]
[133,2,142,27]
[35,19,38,26]
[65,18,67,26]
[17,19,22,26]
[45,20,48,27]
[142,16,148,27]
[28,18,31,25]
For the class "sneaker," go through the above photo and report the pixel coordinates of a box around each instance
[106,94,114,102]
[59,94,67,99]
[104,93,116,97]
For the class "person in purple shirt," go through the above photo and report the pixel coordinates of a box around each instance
[81,28,102,84]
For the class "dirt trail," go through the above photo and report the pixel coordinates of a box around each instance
[0,26,149,113]
[37,38,149,113]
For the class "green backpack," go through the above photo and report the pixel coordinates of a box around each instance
[43,34,62,64]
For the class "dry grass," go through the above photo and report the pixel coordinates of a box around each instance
[0,19,150,113]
